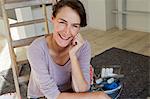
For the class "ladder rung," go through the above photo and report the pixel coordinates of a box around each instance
[12,35,44,48]
[18,75,30,83]
[10,18,45,28]
[17,59,29,66]
[4,0,53,10]
[5,0,24,4]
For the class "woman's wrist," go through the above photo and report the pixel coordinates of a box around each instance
[69,51,76,58]
[69,54,77,62]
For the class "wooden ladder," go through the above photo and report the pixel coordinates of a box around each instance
[0,0,57,98]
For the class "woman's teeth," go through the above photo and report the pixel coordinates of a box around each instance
[59,34,70,40]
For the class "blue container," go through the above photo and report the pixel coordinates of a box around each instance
[103,83,122,99]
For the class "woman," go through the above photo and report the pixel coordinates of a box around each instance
[27,0,110,99]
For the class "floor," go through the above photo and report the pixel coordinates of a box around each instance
[0,28,150,98]
[80,28,150,57]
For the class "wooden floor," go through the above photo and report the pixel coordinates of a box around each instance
[80,28,150,57]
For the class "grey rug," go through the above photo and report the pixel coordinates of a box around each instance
[91,47,150,98]
[0,47,149,99]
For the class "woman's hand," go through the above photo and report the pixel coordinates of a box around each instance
[69,33,85,56]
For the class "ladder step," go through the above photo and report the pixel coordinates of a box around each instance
[4,0,53,10]
[10,18,45,28]
[18,75,30,83]
[12,35,44,48]
[17,59,29,66]
[5,0,25,4]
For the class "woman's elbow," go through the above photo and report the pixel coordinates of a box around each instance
[77,83,90,92]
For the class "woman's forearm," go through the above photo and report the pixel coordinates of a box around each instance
[57,92,111,99]
[70,55,88,92]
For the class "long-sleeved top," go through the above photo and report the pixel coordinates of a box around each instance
[27,36,91,99]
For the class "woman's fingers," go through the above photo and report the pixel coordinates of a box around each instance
[69,33,85,55]
[73,33,84,45]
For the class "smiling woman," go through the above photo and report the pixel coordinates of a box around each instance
[52,6,81,47]
[27,0,110,99]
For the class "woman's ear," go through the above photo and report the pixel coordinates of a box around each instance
[50,16,55,23]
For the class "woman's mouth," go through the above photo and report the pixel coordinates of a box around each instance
[58,33,71,40]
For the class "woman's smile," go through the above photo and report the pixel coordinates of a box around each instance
[58,32,71,41]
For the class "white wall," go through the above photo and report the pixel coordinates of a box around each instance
[14,6,53,39]
[126,14,149,32]
[31,7,44,35]
[127,0,147,11]
[105,0,116,30]
[87,0,116,31]
[15,7,36,39]
[126,0,150,32]
[116,0,127,30]
[32,6,53,34]
[87,0,149,32]
[87,0,107,30]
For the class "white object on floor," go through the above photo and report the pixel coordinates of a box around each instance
[107,78,115,84]
[0,93,17,99]
[101,68,106,78]
[101,68,117,78]
[109,68,113,74]
[96,78,103,85]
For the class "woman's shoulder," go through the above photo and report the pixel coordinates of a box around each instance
[81,40,91,50]
[30,36,45,46]
[31,36,46,45]
[28,36,47,51]
[77,40,91,56]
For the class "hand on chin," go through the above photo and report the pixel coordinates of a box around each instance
[69,33,85,56]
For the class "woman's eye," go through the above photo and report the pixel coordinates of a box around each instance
[73,25,79,28]
[59,21,65,24]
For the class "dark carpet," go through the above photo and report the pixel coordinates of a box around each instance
[91,47,150,99]
[0,47,149,99]
[0,63,30,99]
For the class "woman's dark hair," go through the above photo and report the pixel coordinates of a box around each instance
[52,0,87,27]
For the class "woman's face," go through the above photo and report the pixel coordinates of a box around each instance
[51,6,81,48]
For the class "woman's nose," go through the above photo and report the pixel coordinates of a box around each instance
[64,25,71,35]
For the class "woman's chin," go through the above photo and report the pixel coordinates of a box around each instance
[57,42,70,48]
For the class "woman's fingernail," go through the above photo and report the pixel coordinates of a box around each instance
[75,42,77,45]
